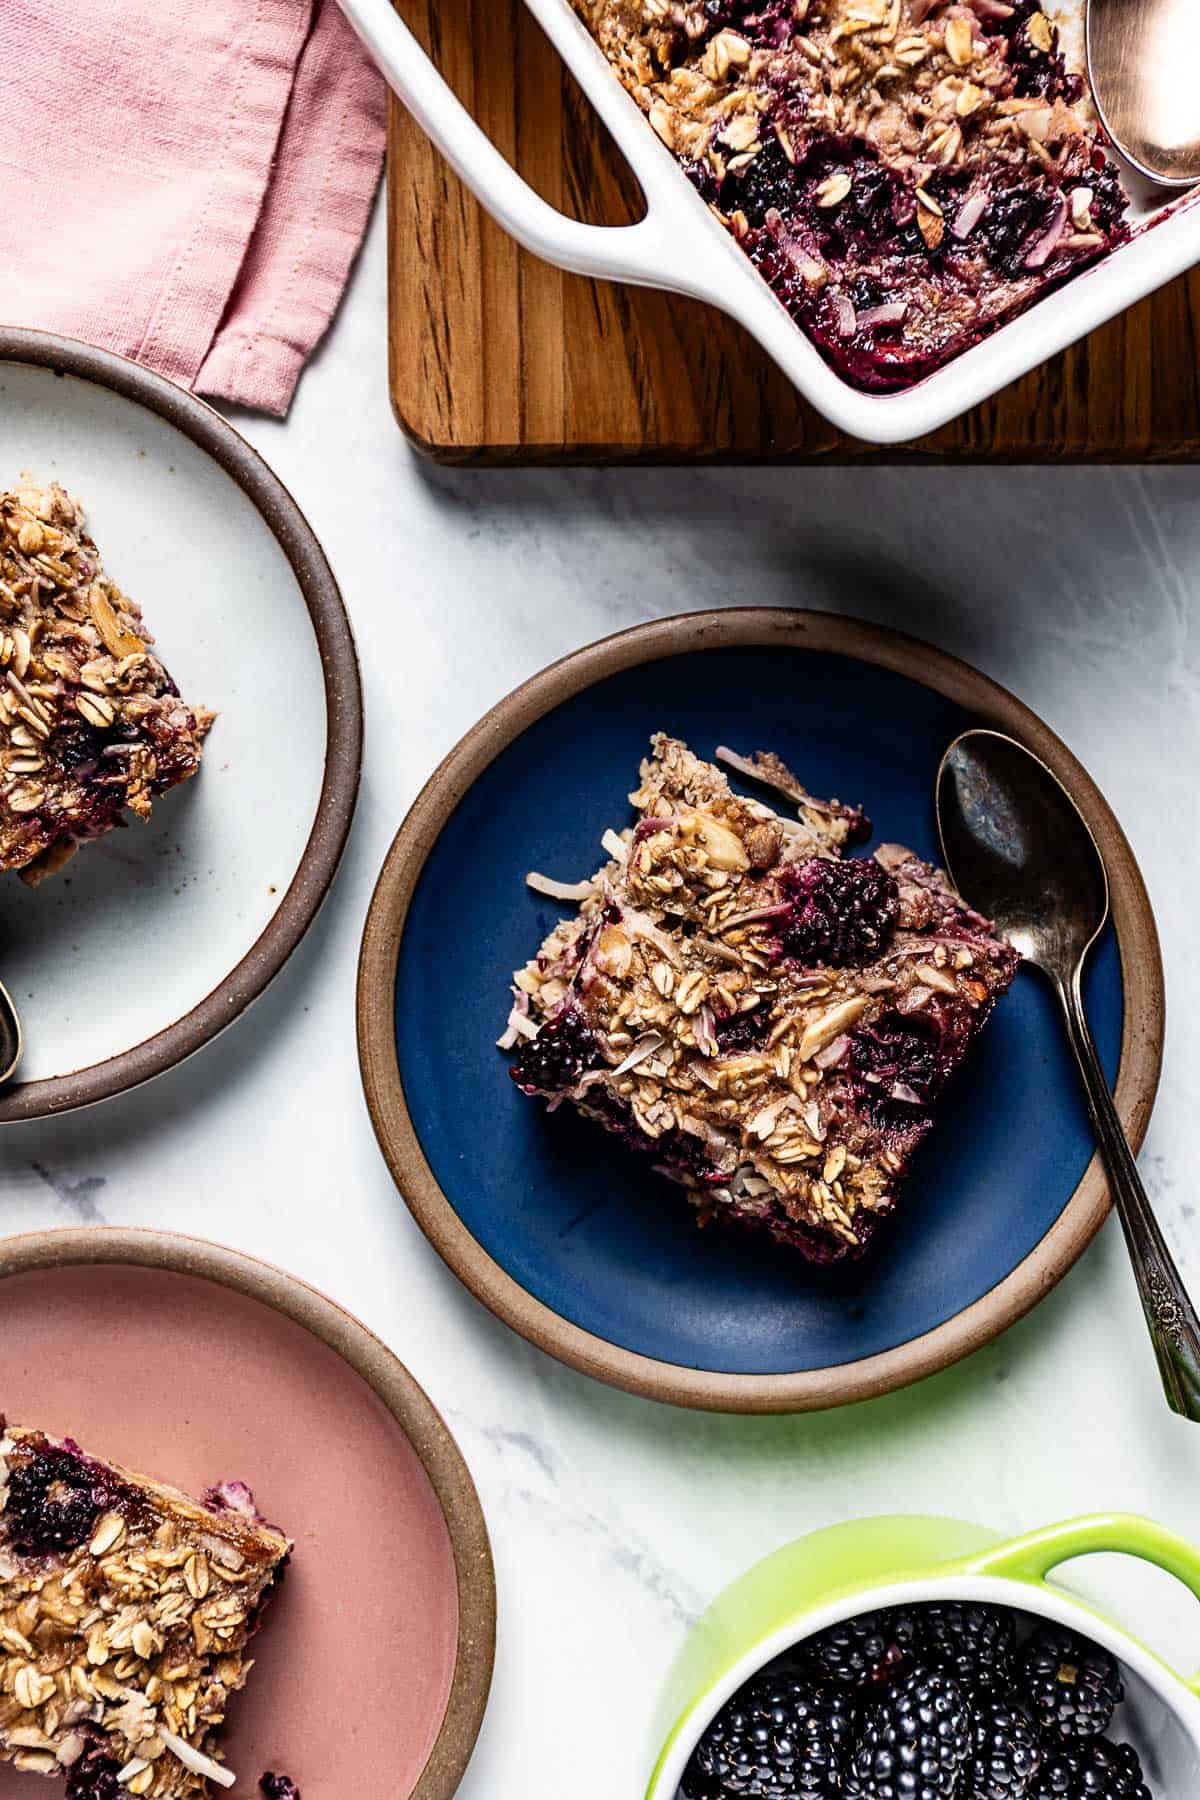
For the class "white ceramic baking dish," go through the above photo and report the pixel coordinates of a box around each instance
[339,0,1200,445]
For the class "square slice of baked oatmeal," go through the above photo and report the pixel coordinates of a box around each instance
[502,734,1018,1262]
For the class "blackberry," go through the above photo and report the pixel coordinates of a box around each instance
[848,1011,946,1126]
[682,1658,854,1797]
[509,1004,599,1095]
[1030,1739,1150,1800]
[3,1443,117,1557]
[967,1691,1043,1798]
[66,1756,123,1800]
[725,136,804,227]
[1001,0,1083,100]
[920,1601,1017,1693]
[701,0,796,46]
[1017,1626,1122,1742]
[260,1778,302,1800]
[843,1666,971,1799]
[774,858,899,968]
[715,1003,774,1054]
[806,1607,921,1691]
[1085,156,1128,241]
[53,721,116,773]
[975,185,1056,277]
[840,160,904,243]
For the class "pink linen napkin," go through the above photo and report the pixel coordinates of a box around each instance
[0,0,385,415]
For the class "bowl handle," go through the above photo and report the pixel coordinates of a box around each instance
[333,0,731,300]
[963,1514,1200,1696]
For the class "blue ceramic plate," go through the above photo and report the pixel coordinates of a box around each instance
[360,613,1162,1410]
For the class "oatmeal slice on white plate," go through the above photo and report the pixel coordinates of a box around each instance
[0,477,212,885]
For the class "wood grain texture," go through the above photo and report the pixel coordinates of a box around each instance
[387,0,1200,463]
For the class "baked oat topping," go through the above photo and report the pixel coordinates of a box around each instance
[0,1426,290,1796]
[501,735,1018,1262]
[0,478,212,884]
[572,0,1129,389]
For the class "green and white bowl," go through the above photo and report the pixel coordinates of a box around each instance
[647,1514,1200,1797]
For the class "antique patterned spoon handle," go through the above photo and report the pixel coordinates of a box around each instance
[1056,967,1200,1421]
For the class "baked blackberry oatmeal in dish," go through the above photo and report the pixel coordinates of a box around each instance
[0,478,212,884]
[0,1425,290,1795]
[571,0,1130,390]
[500,735,1018,1263]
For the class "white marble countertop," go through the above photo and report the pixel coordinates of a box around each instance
[5,197,1200,1796]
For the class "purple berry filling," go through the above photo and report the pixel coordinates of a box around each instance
[1002,0,1083,99]
[3,1442,127,1558]
[723,130,1129,392]
[510,1004,601,1095]
[700,0,796,46]
[202,1478,265,1524]
[714,1002,774,1054]
[773,857,900,968]
[591,1090,726,1188]
[848,1003,972,1128]
[65,1754,123,1800]
[260,1777,301,1800]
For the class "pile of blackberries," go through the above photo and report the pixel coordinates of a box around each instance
[680,1605,1151,1799]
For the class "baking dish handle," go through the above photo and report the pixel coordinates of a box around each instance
[964,1514,1200,1696]
[335,0,721,297]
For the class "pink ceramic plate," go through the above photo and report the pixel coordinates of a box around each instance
[0,1230,495,1800]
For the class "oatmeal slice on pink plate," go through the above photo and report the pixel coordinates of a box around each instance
[0,1426,290,1795]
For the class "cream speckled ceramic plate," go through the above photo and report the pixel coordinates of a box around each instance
[0,331,361,1122]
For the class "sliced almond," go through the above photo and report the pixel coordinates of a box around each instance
[681,811,750,871]
[1027,9,1053,50]
[89,588,144,660]
[815,169,852,208]
[89,1512,127,1557]
[914,962,959,994]
[798,995,871,1062]
[944,16,975,64]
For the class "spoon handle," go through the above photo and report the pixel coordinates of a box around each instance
[1055,968,1200,1421]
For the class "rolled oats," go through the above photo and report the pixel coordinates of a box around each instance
[0,1427,290,1795]
[571,0,1129,390]
[0,478,213,883]
[503,735,1017,1261]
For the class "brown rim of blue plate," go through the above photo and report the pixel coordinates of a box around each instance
[0,326,362,1125]
[357,607,1165,1414]
[0,1225,497,1800]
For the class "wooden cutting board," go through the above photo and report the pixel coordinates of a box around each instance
[387,0,1200,463]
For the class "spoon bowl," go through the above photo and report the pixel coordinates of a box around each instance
[938,729,1109,973]
[1088,0,1200,189]
[938,729,1200,1420]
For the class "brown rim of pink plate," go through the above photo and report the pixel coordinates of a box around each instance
[357,607,1165,1415]
[0,1225,497,1800]
[0,326,363,1125]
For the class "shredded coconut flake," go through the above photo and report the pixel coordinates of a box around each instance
[525,871,597,901]
[496,1005,538,1050]
[610,1031,666,1077]
[814,1033,851,1070]
[621,905,682,963]
[161,1730,236,1790]
[601,828,628,862]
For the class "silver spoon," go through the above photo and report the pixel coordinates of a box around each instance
[0,977,20,1086]
[1088,0,1200,188]
[937,729,1200,1420]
